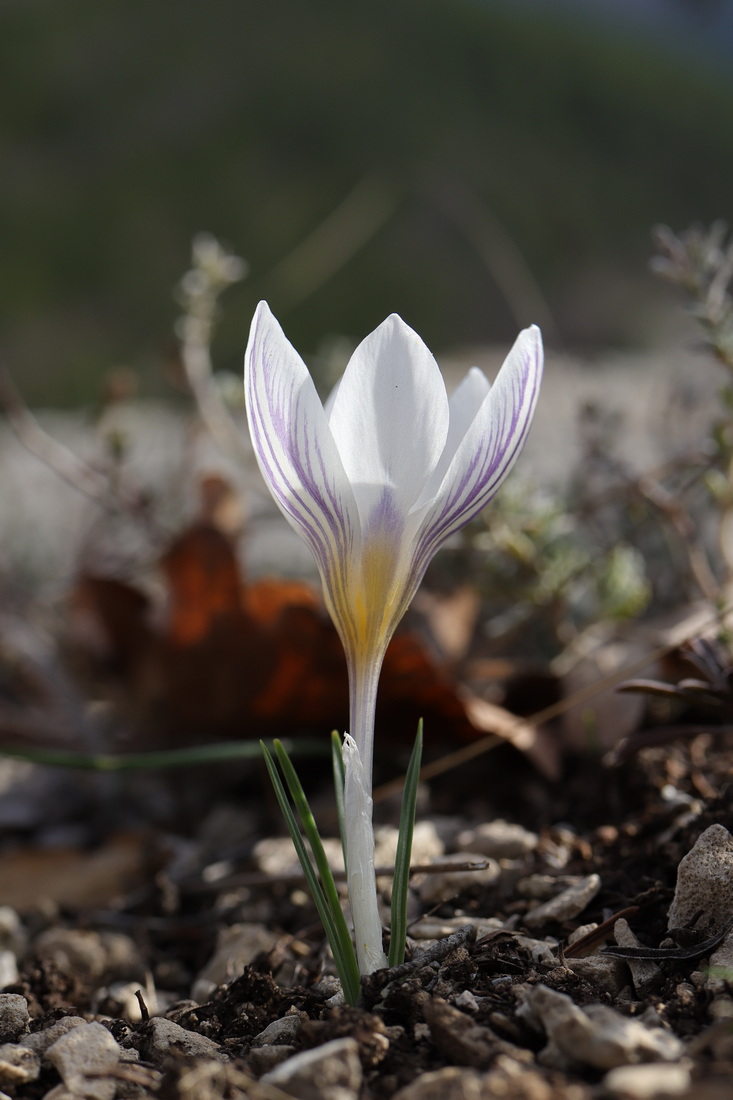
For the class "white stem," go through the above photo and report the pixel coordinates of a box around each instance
[342,734,388,975]
[347,649,384,791]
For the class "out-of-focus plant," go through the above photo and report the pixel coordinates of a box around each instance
[245,302,542,993]
[652,223,733,595]
[430,484,651,659]
[175,233,249,460]
[652,222,733,372]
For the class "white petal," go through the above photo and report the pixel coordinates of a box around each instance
[328,315,449,522]
[245,302,360,622]
[412,325,543,564]
[426,367,492,497]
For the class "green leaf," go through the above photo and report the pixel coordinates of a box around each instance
[0,738,326,772]
[262,740,360,1005]
[388,719,423,968]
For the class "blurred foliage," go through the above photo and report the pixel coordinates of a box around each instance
[2,0,733,403]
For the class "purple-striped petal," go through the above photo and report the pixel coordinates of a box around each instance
[244,302,361,642]
[411,324,543,570]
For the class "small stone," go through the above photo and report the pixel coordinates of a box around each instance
[46,1022,121,1100]
[247,1045,296,1074]
[262,1036,362,1100]
[667,824,733,932]
[192,923,280,1002]
[20,1017,86,1056]
[456,820,538,860]
[0,1044,40,1086]
[603,1061,692,1099]
[0,953,18,990]
[251,1015,303,1046]
[517,984,683,1071]
[454,990,480,1013]
[0,910,26,959]
[517,874,581,900]
[374,820,445,867]
[0,995,29,1043]
[33,929,107,982]
[254,835,344,877]
[613,918,662,998]
[523,874,601,928]
[415,853,500,905]
[567,923,598,947]
[141,1018,228,1063]
[565,954,628,996]
[392,1065,484,1100]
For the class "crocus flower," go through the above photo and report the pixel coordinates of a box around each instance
[245,301,542,973]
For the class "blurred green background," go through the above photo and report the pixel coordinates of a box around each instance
[2,0,733,405]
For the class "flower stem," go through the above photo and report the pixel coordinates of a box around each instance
[348,653,384,791]
[342,733,388,975]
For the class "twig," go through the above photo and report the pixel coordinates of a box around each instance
[603,915,733,961]
[180,859,492,895]
[361,923,476,999]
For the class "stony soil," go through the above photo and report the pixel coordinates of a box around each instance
[1,724,733,1100]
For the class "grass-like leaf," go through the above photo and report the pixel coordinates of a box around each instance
[262,740,361,1005]
[388,719,423,968]
[0,739,326,771]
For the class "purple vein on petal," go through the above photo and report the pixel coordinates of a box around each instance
[411,328,542,577]
[245,308,359,650]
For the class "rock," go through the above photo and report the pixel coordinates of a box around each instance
[603,1062,692,1099]
[375,821,445,898]
[567,922,598,947]
[523,874,601,928]
[517,984,683,1071]
[454,989,480,1013]
[392,1065,484,1100]
[613,918,661,997]
[253,836,344,877]
[0,995,29,1043]
[0,1043,40,1086]
[192,922,280,1002]
[247,1045,297,1074]
[374,820,445,868]
[20,1017,86,1055]
[140,1018,228,1063]
[262,1036,362,1100]
[0,909,27,959]
[251,1015,304,1046]
[667,824,733,932]
[35,928,105,980]
[565,953,628,996]
[414,853,500,905]
[0,953,18,990]
[46,1021,121,1100]
[456,820,538,860]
